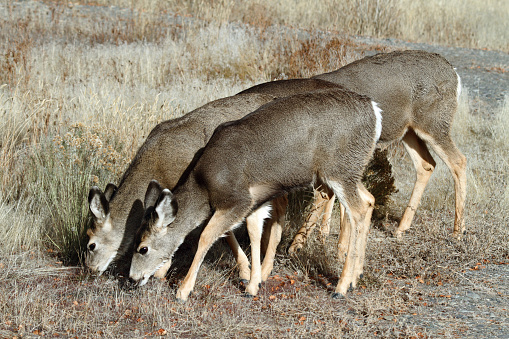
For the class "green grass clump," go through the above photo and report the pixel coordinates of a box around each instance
[4,123,131,264]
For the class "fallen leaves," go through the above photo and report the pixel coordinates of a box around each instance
[469,263,486,271]
[295,316,307,325]
[145,329,168,336]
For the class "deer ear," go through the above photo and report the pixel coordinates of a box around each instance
[144,180,164,209]
[104,183,118,202]
[88,186,109,222]
[154,189,178,228]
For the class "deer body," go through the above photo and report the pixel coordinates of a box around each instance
[281,50,466,253]
[87,79,342,280]
[86,93,281,278]
[130,88,381,300]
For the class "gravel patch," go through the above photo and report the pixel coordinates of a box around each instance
[356,36,509,111]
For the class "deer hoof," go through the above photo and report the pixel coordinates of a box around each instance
[347,283,354,293]
[331,293,345,299]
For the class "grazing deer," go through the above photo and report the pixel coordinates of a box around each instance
[129,87,382,301]
[86,92,284,280]
[271,50,467,254]
[86,78,341,281]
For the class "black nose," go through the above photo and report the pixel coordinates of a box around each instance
[88,243,96,251]
[138,247,148,255]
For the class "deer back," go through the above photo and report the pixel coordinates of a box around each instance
[238,78,342,97]
[191,88,381,212]
[314,50,460,143]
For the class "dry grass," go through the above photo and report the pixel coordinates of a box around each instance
[88,0,508,52]
[0,0,508,337]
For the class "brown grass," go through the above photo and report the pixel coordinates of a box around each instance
[0,1,508,337]
[87,0,508,52]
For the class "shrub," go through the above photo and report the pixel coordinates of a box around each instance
[13,124,132,264]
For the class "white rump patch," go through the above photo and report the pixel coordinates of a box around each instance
[247,202,272,238]
[257,202,273,221]
[371,101,383,143]
[455,70,462,103]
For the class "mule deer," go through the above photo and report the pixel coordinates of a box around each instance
[267,50,467,253]
[86,79,341,281]
[129,87,382,301]
[86,92,284,280]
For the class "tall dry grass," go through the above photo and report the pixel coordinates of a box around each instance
[89,0,508,52]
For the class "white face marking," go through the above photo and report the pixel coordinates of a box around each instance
[85,217,120,274]
[371,101,383,143]
[133,260,169,286]
[96,252,117,276]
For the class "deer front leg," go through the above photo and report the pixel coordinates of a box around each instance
[245,203,272,296]
[176,210,242,302]
[224,231,251,283]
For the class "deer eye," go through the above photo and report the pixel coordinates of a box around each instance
[88,243,96,251]
[138,247,148,255]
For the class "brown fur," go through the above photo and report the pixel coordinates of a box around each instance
[86,93,280,275]
[288,50,467,253]
[130,88,379,300]
[87,79,349,279]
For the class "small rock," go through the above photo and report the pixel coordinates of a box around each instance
[466,292,481,299]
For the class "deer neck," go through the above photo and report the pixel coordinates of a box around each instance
[172,174,213,234]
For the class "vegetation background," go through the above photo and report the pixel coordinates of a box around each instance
[0,0,507,337]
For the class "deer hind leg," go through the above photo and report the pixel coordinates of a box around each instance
[319,191,336,242]
[331,182,374,298]
[337,203,349,262]
[244,203,273,297]
[419,132,467,239]
[176,208,248,302]
[261,195,287,282]
[288,188,333,254]
[396,129,436,238]
[224,231,251,283]
[352,184,375,282]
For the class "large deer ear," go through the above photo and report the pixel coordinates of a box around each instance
[144,180,164,210]
[154,189,178,228]
[104,183,118,202]
[88,186,109,222]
